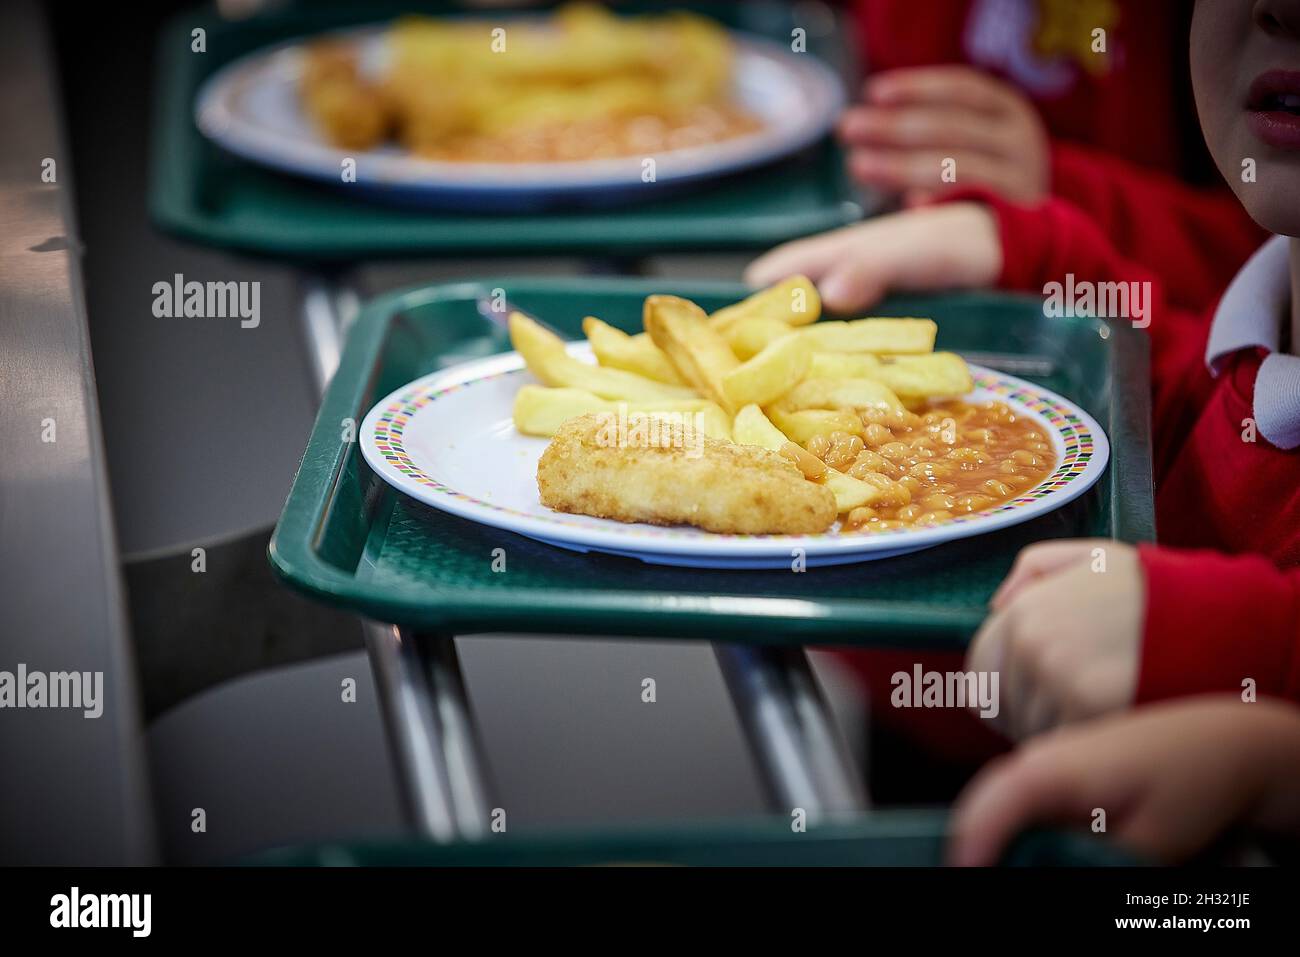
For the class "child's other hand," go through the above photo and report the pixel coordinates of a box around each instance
[744,203,1002,313]
[966,540,1143,740]
[949,697,1300,865]
[839,66,1050,206]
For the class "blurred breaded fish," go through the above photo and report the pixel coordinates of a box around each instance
[537,413,836,535]
[300,43,391,150]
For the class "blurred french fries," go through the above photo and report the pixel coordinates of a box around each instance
[800,318,937,354]
[509,311,696,402]
[807,352,882,379]
[719,316,791,361]
[732,403,789,450]
[720,333,810,409]
[872,353,974,400]
[808,350,972,399]
[582,316,684,385]
[514,385,731,440]
[772,377,906,416]
[510,279,977,532]
[821,469,886,511]
[301,5,759,163]
[732,404,882,511]
[768,408,865,443]
[708,275,821,331]
[721,313,936,364]
[644,295,740,413]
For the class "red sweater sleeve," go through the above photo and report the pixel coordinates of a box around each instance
[1049,142,1265,312]
[1137,545,1300,703]
[981,191,1155,294]
[959,191,1211,416]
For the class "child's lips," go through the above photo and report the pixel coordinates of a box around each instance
[1247,70,1300,148]
[1248,109,1300,149]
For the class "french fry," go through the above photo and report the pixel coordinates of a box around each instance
[808,352,882,379]
[768,408,865,443]
[509,311,696,402]
[732,403,790,451]
[733,404,883,511]
[821,470,883,511]
[707,275,821,330]
[720,333,811,409]
[643,295,741,413]
[582,316,684,385]
[719,316,791,361]
[809,351,973,399]
[800,318,937,354]
[772,377,905,415]
[872,352,974,399]
[513,385,731,440]
[376,9,753,164]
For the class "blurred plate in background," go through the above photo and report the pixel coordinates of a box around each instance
[195,22,845,212]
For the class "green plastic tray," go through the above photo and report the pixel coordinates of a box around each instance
[254,812,1138,866]
[268,279,1153,648]
[149,1,862,262]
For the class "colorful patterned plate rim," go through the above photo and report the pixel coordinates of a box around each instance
[358,344,1110,568]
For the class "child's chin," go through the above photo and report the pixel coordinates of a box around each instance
[1236,165,1300,237]
[1243,197,1300,238]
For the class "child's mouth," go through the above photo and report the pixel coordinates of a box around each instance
[1247,70,1300,148]
[1257,93,1300,112]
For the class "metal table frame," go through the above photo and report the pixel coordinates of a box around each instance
[300,275,868,842]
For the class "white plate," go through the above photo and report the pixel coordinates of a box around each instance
[359,344,1110,569]
[194,22,845,210]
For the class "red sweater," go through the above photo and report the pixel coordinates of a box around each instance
[991,196,1300,704]
[852,0,1264,309]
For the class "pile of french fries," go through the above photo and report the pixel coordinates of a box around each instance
[509,277,975,519]
[301,4,756,160]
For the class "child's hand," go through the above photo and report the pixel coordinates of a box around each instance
[744,202,1002,313]
[949,696,1300,865]
[839,66,1051,205]
[966,540,1143,739]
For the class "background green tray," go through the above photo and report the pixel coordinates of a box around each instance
[149,1,863,261]
[269,279,1153,647]
[254,812,1138,866]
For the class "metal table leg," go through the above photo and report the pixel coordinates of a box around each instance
[299,272,360,396]
[300,274,494,840]
[714,644,868,820]
[363,624,493,841]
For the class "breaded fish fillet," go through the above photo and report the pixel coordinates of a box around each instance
[537,413,837,535]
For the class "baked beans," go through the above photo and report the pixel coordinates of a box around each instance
[815,400,1057,533]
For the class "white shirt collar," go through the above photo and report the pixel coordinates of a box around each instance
[1205,235,1300,450]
